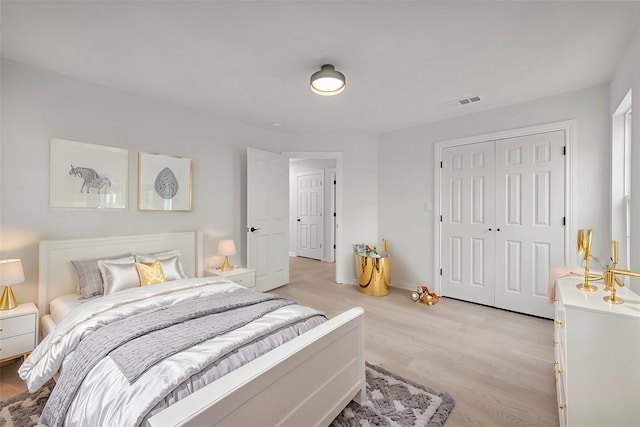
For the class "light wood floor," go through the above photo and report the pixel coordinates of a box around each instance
[0,257,559,426]
[275,256,559,427]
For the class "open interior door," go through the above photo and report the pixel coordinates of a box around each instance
[247,148,289,291]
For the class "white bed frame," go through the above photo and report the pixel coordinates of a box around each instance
[38,231,366,427]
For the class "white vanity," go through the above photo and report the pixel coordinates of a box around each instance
[554,276,640,426]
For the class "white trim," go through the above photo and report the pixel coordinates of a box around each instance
[611,89,633,271]
[327,168,337,263]
[433,120,576,294]
[283,151,344,283]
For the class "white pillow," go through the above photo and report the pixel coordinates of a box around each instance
[134,250,188,281]
[98,256,139,295]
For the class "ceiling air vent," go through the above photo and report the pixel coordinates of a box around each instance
[448,95,482,108]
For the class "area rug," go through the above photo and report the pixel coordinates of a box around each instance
[0,364,454,427]
[331,362,455,427]
[0,379,54,427]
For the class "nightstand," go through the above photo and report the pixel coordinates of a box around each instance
[205,268,256,290]
[0,302,38,363]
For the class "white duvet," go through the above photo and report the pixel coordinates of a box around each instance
[20,277,325,427]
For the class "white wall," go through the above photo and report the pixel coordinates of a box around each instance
[0,59,286,304]
[0,60,378,304]
[610,25,640,293]
[288,158,336,262]
[281,134,379,284]
[378,85,610,290]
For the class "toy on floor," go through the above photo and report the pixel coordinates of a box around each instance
[410,285,441,306]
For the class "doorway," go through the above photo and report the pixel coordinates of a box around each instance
[285,152,342,284]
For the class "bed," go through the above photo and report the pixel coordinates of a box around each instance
[24,231,365,427]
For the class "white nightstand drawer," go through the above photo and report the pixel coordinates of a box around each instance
[0,332,35,360]
[230,272,256,288]
[0,313,37,339]
[205,268,257,290]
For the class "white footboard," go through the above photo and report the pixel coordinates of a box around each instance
[148,307,366,427]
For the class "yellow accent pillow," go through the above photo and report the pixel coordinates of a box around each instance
[135,259,167,286]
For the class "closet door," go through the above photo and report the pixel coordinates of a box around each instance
[494,131,565,318]
[441,141,496,306]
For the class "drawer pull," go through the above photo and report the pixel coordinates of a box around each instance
[555,320,564,325]
[559,404,566,410]
[0,328,3,332]
[553,340,559,345]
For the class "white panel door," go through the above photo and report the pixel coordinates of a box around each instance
[439,131,565,318]
[247,148,289,292]
[441,141,496,306]
[494,131,565,318]
[296,171,324,261]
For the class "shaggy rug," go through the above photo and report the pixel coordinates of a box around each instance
[0,364,454,427]
[0,379,54,427]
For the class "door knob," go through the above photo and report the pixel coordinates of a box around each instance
[249,227,260,232]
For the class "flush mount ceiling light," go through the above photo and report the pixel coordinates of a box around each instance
[310,64,346,96]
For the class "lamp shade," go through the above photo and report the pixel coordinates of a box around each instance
[310,64,346,96]
[0,259,24,310]
[217,240,237,256]
[0,259,25,285]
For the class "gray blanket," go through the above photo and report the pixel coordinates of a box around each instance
[39,289,294,427]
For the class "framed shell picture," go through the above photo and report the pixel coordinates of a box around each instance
[138,152,192,212]
[50,139,128,209]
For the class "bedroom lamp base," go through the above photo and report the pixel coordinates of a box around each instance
[0,285,17,310]
[219,256,233,272]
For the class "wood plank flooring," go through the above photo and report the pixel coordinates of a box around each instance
[0,256,559,426]
[274,256,559,427]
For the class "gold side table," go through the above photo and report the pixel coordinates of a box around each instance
[357,254,390,296]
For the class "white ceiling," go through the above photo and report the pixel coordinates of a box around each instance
[2,1,640,134]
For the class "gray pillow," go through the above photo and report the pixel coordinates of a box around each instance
[71,253,131,298]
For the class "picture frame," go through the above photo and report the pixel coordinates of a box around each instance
[50,138,128,209]
[138,152,192,212]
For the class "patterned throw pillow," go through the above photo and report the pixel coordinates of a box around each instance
[71,253,131,298]
[134,250,188,281]
[135,259,167,286]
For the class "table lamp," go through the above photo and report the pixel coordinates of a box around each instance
[217,240,236,271]
[0,259,25,310]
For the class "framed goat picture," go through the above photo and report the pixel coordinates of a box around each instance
[138,152,192,212]
[50,139,128,209]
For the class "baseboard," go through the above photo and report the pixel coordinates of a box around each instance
[289,252,297,257]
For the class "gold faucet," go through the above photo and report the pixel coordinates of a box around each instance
[603,267,640,305]
[603,240,640,304]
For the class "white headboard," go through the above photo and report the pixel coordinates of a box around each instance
[38,231,204,319]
